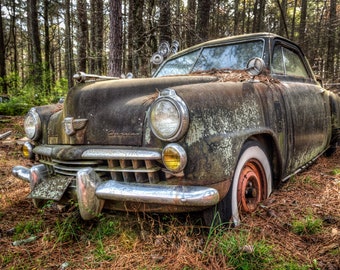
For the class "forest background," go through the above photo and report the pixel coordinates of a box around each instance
[0,0,339,114]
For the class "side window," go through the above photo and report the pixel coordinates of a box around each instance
[272,44,309,78]
[272,46,284,74]
[283,47,308,77]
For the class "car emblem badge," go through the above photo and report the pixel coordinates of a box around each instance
[63,117,88,136]
[64,117,75,135]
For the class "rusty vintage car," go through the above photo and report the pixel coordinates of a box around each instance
[13,33,340,226]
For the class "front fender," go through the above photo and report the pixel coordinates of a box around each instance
[178,82,267,183]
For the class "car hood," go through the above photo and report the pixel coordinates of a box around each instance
[48,76,218,146]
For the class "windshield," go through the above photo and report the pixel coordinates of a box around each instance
[155,40,264,77]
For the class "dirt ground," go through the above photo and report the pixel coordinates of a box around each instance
[0,116,339,269]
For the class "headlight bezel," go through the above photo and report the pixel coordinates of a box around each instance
[149,89,189,142]
[24,108,41,140]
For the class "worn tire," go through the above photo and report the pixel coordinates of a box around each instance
[203,140,272,226]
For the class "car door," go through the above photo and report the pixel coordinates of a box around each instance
[271,40,331,176]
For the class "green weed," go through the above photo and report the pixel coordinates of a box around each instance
[291,214,323,235]
[0,253,14,266]
[274,261,314,270]
[90,216,119,240]
[13,219,44,240]
[55,211,82,243]
[218,230,274,269]
[93,239,115,262]
[330,168,340,175]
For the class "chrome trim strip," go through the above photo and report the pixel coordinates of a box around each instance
[34,146,162,160]
[82,149,162,160]
[33,146,53,156]
[52,159,99,165]
[52,164,160,173]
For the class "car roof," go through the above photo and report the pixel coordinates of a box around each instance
[167,32,290,59]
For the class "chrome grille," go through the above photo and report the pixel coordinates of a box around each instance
[37,154,163,183]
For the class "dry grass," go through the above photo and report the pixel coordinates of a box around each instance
[1,116,339,269]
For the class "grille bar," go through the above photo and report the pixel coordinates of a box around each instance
[38,155,163,183]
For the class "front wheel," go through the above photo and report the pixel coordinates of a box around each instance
[203,141,272,226]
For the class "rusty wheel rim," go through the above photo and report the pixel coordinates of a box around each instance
[237,159,267,213]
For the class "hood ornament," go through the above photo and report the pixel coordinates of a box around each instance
[73,72,119,83]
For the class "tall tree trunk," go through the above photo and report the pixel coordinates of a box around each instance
[90,0,103,74]
[10,0,18,78]
[196,0,211,42]
[0,1,7,94]
[276,0,289,38]
[95,0,103,74]
[127,0,134,73]
[290,0,298,40]
[77,0,88,72]
[108,0,122,77]
[326,0,337,81]
[159,0,171,44]
[65,0,75,88]
[186,0,196,46]
[127,0,145,77]
[27,0,43,90]
[146,0,157,58]
[258,0,266,31]
[298,0,307,46]
[233,0,240,35]
[241,0,246,33]
[44,0,51,94]
[252,0,266,32]
[252,0,260,32]
[135,0,145,76]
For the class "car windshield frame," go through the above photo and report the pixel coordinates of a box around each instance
[154,39,265,77]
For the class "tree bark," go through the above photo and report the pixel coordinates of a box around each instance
[43,0,51,94]
[196,0,211,42]
[326,0,337,81]
[298,0,307,46]
[27,0,43,88]
[77,0,88,72]
[0,1,7,94]
[276,0,289,38]
[233,0,240,35]
[90,0,103,74]
[159,0,171,44]
[290,0,298,40]
[108,0,123,77]
[64,0,75,88]
[186,0,196,46]
[127,0,145,77]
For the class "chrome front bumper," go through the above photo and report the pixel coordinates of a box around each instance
[12,165,220,220]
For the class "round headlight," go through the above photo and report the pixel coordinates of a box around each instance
[24,108,41,140]
[162,143,187,172]
[149,89,189,141]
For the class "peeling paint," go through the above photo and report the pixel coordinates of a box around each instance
[186,95,262,147]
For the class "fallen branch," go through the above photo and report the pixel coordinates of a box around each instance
[12,235,37,246]
[0,130,12,140]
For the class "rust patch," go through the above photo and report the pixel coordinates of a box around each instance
[52,103,64,113]
[143,90,160,105]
